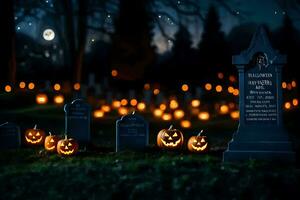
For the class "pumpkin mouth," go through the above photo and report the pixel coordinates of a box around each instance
[160,138,181,147]
[59,149,75,155]
[46,145,56,150]
[25,136,43,144]
[191,143,207,151]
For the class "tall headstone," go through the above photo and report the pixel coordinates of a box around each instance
[223,26,295,162]
[64,99,91,144]
[0,122,21,149]
[116,112,149,152]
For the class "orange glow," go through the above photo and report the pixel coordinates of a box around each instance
[54,95,64,104]
[174,109,185,120]
[228,86,234,93]
[284,102,291,110]
[230,111,240,120]
[282,82,287,89]
[74,83,80,90]
[291,81,297,88]
[54,83,61,91]
[217,72,224,79]
[181,84,189,92]
[101,105,111,112]
[118,107,128,115]
[180,120,191,128]
[191,99,200,107]
[36,93,48,104]
[198,112,210,121]
[216,85,222,92]
[28,82,35,90]
[159,104,167,111]
[121,99,128,106]
[111,69,118,77]
[169,100,179,109]
[130,99,138,106]
[93,110,104,118]
[220,105,229,114]
[19,82,26,89]
[162,113,172,121]
[137,102,146,111]
[144,83,150,90]
[4,85,12,92]
[112,100,121,109]
[153,88,160,95]
[205,83,212,91]
[153,109,163,117]
[292,99,298,106]
[233,89,239,96]
[229,75,236,82]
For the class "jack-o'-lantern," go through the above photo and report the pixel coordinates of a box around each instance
[57,135,78,156]
[157,125,184,149]
[44,132,60,152]
[187,130,208,153]
[24,125,45,145]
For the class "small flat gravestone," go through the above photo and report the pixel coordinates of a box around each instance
[64,99,91,144]
[0,122,21,149]
[116,112,149,152]
[223,26,295,162]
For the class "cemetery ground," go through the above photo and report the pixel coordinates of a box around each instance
[0,97,300,199]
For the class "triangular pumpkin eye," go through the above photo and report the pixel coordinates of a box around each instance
[201,138,205,143]
[193,139,197,143]
[50,138,54,143]
[173,133,178,137]
[164,133,169,137]
[68,143,72,147]
[28,132,32,136]
[36,132,40,136]
[60,143,65,147]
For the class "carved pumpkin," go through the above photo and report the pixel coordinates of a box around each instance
[57,135,78,156]
[187,130,208,153]
[157,125,184,149]
[44,132,60,152]
[24,125,45,145]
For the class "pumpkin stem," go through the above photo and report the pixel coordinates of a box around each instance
[49,132,52,136]
[197,130,204,137]
[64,135,68,140]
[168,125,173,130]
[33,124,37,130]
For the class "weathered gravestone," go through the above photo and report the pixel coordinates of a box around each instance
[116,112,149,152]
[223,26,295,161]
[0,122,21,149]
[64,99,91,144]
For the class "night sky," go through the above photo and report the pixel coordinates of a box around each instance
[16,0,300,54]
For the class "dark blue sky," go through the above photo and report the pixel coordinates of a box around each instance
[16,0,300,54]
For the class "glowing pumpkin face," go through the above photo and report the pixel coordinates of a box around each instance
[44,132,60,152]
[187,130,208,153]
[157,125,184,149]
[25,125,45,145]
[57,136,78,156]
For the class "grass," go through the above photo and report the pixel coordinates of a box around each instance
[0,103,300,199]
[0,148,299,200]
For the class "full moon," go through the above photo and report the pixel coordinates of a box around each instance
[43,29,55,41]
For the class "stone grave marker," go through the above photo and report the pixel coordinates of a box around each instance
[0,122,21,149]
[64,99,91,144]
[116,112,149,152]
[223,26,295,162]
